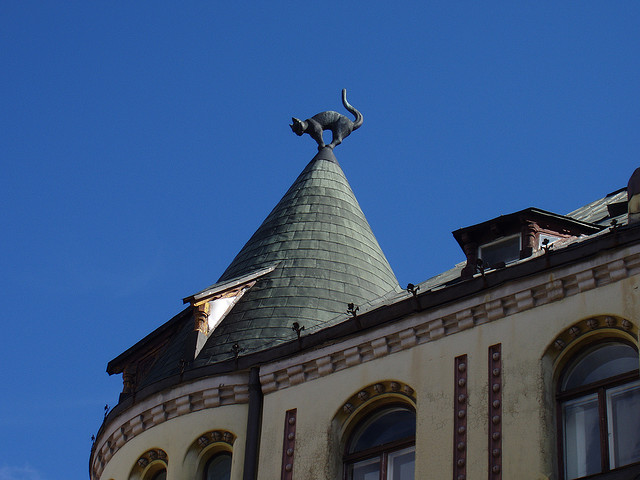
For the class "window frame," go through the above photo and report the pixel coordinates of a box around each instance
[149,470,166,480]
[478,233,521,268]
[556,339,640,479]
[342,403,416,480]
[202,451,232,480]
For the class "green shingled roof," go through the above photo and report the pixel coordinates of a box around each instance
[195,147,399,365]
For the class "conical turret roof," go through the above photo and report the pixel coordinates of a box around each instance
[196,147,399,365]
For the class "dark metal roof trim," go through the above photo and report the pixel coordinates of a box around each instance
[106,307,191,375]
[183,264,278,305]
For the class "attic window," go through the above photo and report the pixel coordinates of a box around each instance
[478,234,520,268]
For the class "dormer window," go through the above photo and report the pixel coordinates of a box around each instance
[478,234,521,268]
[453,208,603,279]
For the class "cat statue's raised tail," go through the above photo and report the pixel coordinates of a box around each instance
[290,89,363,150]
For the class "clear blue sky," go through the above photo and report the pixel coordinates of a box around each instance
[1,3,639,479]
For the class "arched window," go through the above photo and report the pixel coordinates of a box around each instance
[203,452,231,480]
[558,340,640,479]
[344,405,415,480]
[129,448,168,480]
[182,429,235,479]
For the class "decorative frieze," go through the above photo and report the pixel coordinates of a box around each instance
[514,290,534,311]
[260,252,640,394]
[371,337,389,358]
[91,381,248,480]
[151,404,166,425]
[456,310,474,331]
[607,259,627,281]
[576,270,596,292]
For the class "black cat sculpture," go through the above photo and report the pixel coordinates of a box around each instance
[290,89,363,150]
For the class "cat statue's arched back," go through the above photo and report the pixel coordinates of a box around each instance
[290,89,363,150]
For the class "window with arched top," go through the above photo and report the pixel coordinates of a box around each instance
[558,340,640,479]
[343,405,415,480]
[203,451,232,480]
[182,429,235,479]
[129,448,168,480]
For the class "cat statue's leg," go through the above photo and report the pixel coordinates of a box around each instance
[327,127,344,149]
[307,120,325,149]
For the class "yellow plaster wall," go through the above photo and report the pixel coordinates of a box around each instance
[255,275,640,480]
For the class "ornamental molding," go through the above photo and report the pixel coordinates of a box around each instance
[547,314,638,368]
[193,429,236,454]
[131,448,168,477]
[259,246,640,394]
[335,380,416,431]
[91,374,248,480]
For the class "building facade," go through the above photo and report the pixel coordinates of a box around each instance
[90,143,640,480]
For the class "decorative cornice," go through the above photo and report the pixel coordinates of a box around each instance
[91,380,248,480]
[260,248,640,394]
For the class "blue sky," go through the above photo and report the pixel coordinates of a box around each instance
[1,3,639,479]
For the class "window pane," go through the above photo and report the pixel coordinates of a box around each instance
[563,394,601,479]
[349,457,381,480]
[151,471,166,480]
[607,380,640,468]
[479,235,520,268]
[349,408,416,453]
[387,446,415,480]
[562,343,638,390]
[205,452,232,480]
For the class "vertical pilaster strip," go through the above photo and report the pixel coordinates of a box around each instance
[281,408,297,480]
[454,354,468,480]
[488,344,502,480]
